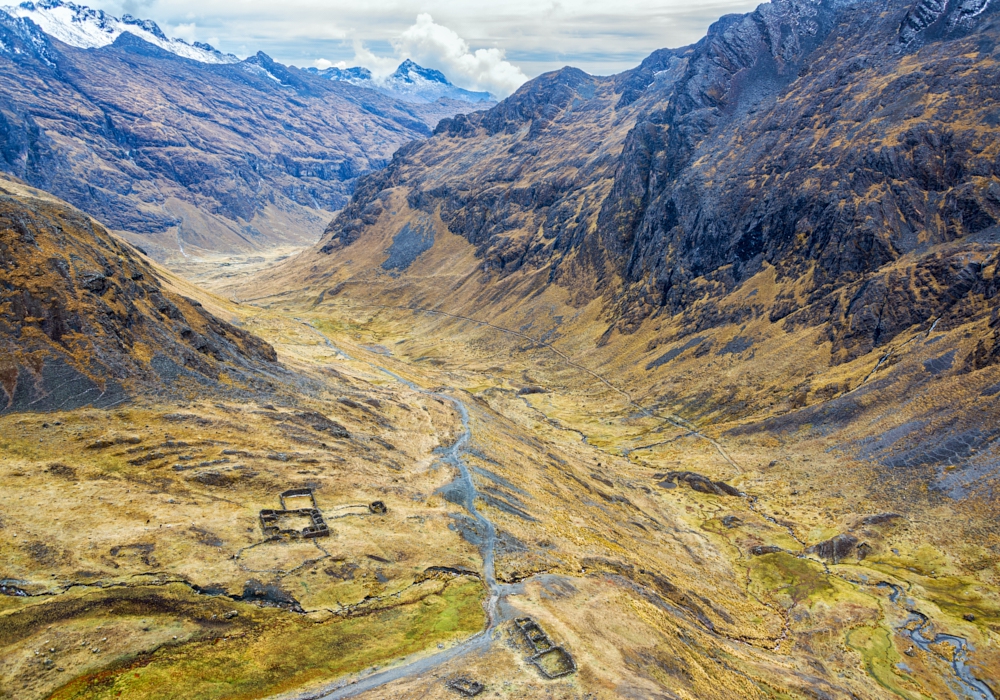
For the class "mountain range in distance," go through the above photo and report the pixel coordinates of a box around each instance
[5,0,240,63]
[8,1,497,103]
[308,59,495,105]
[0,0,495,263]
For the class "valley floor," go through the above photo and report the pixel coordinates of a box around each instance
[252,297,1000,700]
[3,266,1000,700]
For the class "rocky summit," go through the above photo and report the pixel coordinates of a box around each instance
[2,1,1000,699]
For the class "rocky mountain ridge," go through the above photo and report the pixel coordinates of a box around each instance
[5,0,238,63]
[0,175,278,414]
[315,0,1000,367]
[0,5,490,261]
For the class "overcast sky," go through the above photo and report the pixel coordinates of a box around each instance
[102,0,760,96]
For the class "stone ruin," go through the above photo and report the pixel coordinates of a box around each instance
[259,488,330,539]
[368,500,388,514]
[279,488,317,510]
[514,617,577,679]
[446,677,484,696]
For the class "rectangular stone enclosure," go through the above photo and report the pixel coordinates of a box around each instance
[259,508,329,539]
[259,488,330,539]
[280,488,318,510]
[514,617,576,679]
[531,647,577,679]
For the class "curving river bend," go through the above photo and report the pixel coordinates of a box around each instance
[876,583,996,700]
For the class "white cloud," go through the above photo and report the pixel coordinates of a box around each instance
[172,22,197,43]
[391,14,528,97]
[101,0,762,83]
[348,39,400,77]
[310,16,528,96]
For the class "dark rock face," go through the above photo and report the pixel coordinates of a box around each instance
[0,11,484,256]
[291,411,349,438]
[657,471,742,497]
[781,249,1000,365]
[0,179,278,413]
[318,0,1000,365]
[808,534,860,563]
[899,0,993,45]
[318,59,691,286]
[600,0,1000,337]
[381,219,435,271]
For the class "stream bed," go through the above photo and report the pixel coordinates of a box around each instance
[301,327,509,699]
[877,582,996,700]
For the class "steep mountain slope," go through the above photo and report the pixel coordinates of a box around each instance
[0,174,278,413]
[269,0,1000,410]
[308,48,690,307]
[307,0,1000,353]
[0,8,487,262]
[598,0,1000,342]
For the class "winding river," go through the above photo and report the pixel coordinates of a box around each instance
[877,582,996,700]
[296,320,998,700]
[298,325,508,699]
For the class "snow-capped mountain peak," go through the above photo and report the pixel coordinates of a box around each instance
[307,59,494,105]
[391,59,449,86]
[3,0,238,64]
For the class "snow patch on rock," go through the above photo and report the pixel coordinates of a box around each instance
[308,59,494,104]
[3,0,238,63]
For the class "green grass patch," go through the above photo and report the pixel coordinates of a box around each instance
[749,552,834,605]
[846,626,931,700]
[47,578,484,700]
